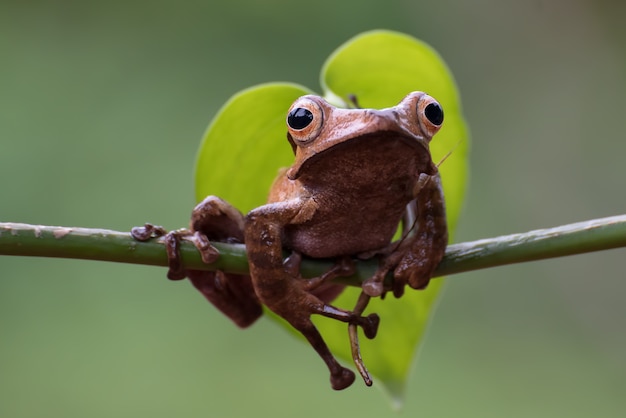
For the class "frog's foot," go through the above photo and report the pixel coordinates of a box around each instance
[362,258,399,297]
[393,249,435,292]
[283,295,378,389]
[294,292,377,386]
[131,224,216,281]
[390,231,446,296]
[361,251,407,298]
[161,230,222,280]
[302,256,355,292]
[130,223,167,241]
[359,242,400,297]
[296,320,356,390]
[130,224,188,280]
[363,239,438,298]
[189,230,220,264]
[318,304,380,386]
[162,229,193,280]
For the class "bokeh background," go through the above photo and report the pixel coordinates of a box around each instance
[1,1,625,417]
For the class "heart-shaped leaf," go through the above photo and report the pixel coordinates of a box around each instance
[194,83,313,208]
[195,30,469,405]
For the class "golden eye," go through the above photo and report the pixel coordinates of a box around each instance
[416,94,444,138]
[286,96,324,144]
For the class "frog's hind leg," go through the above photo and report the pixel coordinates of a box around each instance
[186,196,262,328]
[186,270,261,328]
[296,320,356,390]
[131,196,262,328]
[294,300,378,390]
[244,200,377,389]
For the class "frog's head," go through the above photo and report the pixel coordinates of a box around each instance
[285,92,444,181]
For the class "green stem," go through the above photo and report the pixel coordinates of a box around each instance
[1,215,625,285]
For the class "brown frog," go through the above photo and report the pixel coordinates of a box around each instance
[132,91,447,390]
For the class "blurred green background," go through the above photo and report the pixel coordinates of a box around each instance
[1,0,625,417]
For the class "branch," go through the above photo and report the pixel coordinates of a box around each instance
[1,215,625,285]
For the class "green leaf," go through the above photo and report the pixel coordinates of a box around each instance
[194,30,469,406]
[194,83,312,211]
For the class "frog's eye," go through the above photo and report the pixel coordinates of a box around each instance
[416,95,444,138]
[424,102,444,126]
[288,108,313,129]
[287,97,324,144]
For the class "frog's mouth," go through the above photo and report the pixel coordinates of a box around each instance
[287,131,436,184]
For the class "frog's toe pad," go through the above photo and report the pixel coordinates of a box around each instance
[362,278,384,297]
[362,313,380,339]
[130,223,167,241]
[331,368,355,390]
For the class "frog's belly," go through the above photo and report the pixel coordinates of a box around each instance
[284,209,404,258]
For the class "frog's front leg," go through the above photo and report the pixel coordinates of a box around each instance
[245,199,379,390]
[364,173,448,297]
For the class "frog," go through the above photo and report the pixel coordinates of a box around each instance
[132,91,447,390]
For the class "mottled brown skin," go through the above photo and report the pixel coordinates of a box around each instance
[132,91,447,390]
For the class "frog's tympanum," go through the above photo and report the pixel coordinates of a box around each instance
[132,91,447,390]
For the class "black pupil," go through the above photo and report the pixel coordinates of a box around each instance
[288,108,313,130]
[424,103,444,125]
